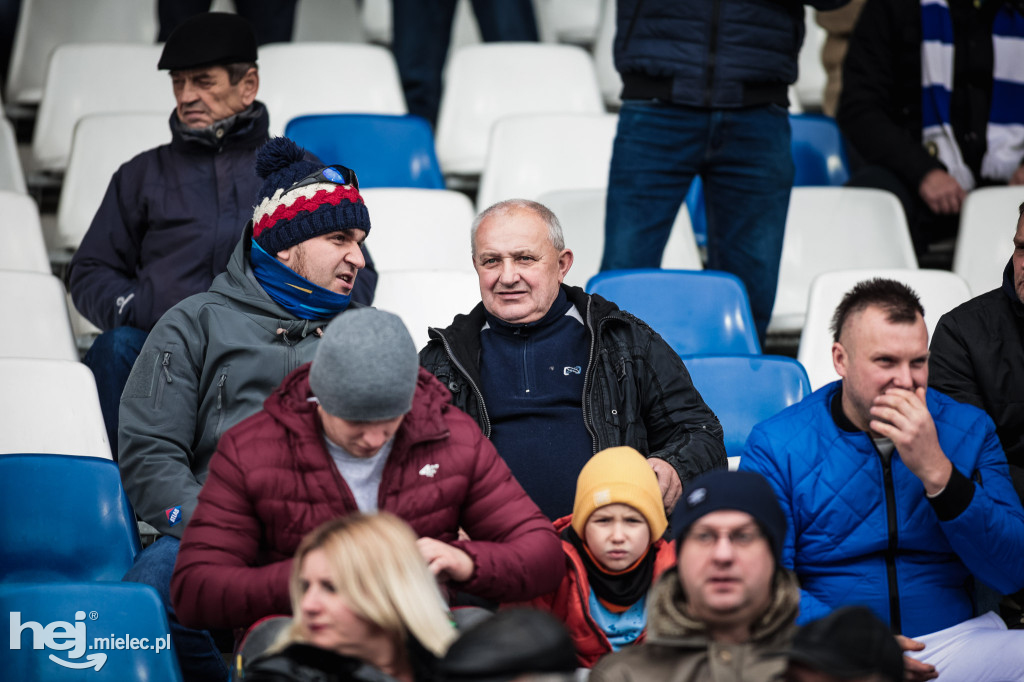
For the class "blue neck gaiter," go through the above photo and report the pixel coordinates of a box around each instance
[250,240,351,320]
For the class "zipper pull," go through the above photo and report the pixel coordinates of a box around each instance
[161,352,173,383]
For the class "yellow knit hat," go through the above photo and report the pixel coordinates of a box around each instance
[571,446,668,539]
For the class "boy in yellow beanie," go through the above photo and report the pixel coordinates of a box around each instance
[522,446,676,667]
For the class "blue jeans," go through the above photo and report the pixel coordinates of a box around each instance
[392,0,538,126]
[84,326,149,459]
[602,101,794,341]
[123,536,230,682]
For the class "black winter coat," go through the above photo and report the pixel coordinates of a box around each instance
[418,285,726,489]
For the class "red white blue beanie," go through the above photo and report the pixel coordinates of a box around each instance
[252,137,370,255]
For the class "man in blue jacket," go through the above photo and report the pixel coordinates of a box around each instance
[600,0,849,341]
[741,278,1024,679]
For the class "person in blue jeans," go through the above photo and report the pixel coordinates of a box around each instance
[601,0,849,341]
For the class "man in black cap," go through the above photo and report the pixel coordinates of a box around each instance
[591,470,800,681]
[68,12,376,457]
[785,606,904,682]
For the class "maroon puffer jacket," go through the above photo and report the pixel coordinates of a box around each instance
[171,364,564,630]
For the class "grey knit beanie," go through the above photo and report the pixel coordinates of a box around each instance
[308,308,418,421]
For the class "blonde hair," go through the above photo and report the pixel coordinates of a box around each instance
[281,513,457,657]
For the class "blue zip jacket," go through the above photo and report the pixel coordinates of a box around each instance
[740,382,1024,637]
[615,0,850,108]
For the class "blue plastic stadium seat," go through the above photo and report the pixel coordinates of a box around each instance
[585,269,761,355]
[285,113,445,189]
[1,582,182,681]
[0,454,141,583]
[681,354,811,461]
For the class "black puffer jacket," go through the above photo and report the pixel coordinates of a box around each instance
[246,643,438,682]
[614,0,849,108]
[419,285,726,487]
[930,259,1024,470]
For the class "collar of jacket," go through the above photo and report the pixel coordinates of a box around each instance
[168,100,270,153]
[643,566,800,648]
[1000,258,1024,319]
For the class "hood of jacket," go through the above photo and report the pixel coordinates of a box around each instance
[262,362,456,452]
[645,566,800,649]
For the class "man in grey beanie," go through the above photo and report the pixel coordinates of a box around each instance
[171,308,564,636]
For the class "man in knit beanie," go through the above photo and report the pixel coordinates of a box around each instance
[171,307,564,641]
[118,137,376,682]
[591,469,802,681]
[523,446,677,667]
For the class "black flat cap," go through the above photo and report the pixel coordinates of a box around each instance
[158,12,257,71]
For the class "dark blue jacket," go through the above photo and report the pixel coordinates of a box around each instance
[740,382,1024,637]
[69,102,376,332]
[615,0,849,108]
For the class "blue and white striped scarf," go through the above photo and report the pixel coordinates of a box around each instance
[921,0,1024,190]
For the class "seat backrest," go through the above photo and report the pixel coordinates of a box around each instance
[259,43,406,136]
[0,191,49,273]
[285,113,444,189]
[31,43,170,172]
[0,117,26,194]
[57,113,170,251]
[0,454,140,582]
[793,6,827,110]
[0,358,111,458]
[373,269,482,350]
[797,269,972,390]
[790,113,849,186]
[592,0,621,108]
[476,112,619,211]
[953,186,1024,296]
[538,188,701,289]
[0,582,182,681]
[0,271,77,360]
[435,43,604,176]
[682,354,811,464]
[5,0,156,106]
[770,187,918,334]
[359,188,476,272]
[586,269,761,355]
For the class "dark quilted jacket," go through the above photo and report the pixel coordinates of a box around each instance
[740,382,1024,637]
[171,365,564,630]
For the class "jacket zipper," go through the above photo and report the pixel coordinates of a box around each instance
[705,0,722,106]
[215,372,228,436]
[156,351,173,409]
[434,329,492,437]
[581,296,599,454]
[881,454,903,634]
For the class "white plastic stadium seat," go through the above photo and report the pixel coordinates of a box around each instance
[0,117,26,194]
[538,188,702,289]
[31,44,170,172]
[0,358,111,459]
[769,187,918,334]
[372,269,482,350]
[797,269,972,390]
[476,113,619,211]
[5,0,155,107]
[592,0,621,108]
[0,191,49,273]
[259,43,406,136]
[0,271,78,361]
[794,7,827,110]
[57,113,170,252]
[954,186,1024,296]
[359,188,476,273]
[435,43,604,177]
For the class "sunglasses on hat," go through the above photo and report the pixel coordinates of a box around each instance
[286,164,359,194]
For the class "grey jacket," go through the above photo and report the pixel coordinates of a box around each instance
[591,568,800,682]
[118,226,359,538]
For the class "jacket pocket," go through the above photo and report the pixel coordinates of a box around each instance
[155,350,174,410]
[213,365,230,442]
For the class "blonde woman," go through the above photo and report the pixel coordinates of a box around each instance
[245,513,458,682]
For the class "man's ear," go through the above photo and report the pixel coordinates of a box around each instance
[832,341,848,379]
[557,248,574,282]
[240,68,259,106]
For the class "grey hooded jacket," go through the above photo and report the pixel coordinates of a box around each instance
[118,225,359,538]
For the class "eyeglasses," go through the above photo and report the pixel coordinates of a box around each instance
[286,164,359,194]
[686,527,763,548]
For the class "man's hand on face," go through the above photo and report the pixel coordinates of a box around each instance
[895,635,939,681]
[416,537,475,583]
[918,169,966,215]
[869,387,953,495]
[649,457,682,512]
